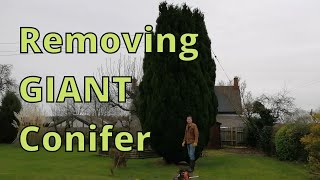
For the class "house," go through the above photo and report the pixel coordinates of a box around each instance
[215,77,244,128]
[208,77,246,148]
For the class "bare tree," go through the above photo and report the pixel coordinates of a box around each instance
[242,91,256,120]
[50,98,88,132]
[239,80,251,119]
[88,93,110,117]
[238,78,296,123]
[96,55,142,132]
[288,108,313,123]
[16,102,47,126]
[98,55,142,113]
[12,103,47,144]
[91,55,143,172]
[0,64,16,98]
[258,89,295,123]
[85,91,115,128]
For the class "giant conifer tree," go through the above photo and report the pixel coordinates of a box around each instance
[137,2,218,163]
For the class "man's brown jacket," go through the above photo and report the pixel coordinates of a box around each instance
[183,123,199,144]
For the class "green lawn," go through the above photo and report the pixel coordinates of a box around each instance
[0,144,310,180]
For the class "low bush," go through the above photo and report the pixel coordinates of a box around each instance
[270,124,284,156]
[275,123,310,161]
[258,126,273,155]
[244,121,278,156]
[301,123,320,175]
[244,119,259,148]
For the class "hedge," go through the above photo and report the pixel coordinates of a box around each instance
[275,123,310,161]
[301,123,320,175]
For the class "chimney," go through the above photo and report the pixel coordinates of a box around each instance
[233,77,239,89]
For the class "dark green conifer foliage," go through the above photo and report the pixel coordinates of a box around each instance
[0,91,22,143]
[137,2,218,163]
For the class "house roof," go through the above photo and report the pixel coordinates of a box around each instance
[215,85,242,114]
[216,114,245,128]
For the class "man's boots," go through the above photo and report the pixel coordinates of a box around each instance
[189,160,195,172]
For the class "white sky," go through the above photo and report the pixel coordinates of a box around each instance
[0,0,319,111]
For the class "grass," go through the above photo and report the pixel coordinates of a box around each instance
[0,144,310,180]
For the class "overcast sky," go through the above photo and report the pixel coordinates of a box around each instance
[0,0,319,112]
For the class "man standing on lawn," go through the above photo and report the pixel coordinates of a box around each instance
[182,115,199,172]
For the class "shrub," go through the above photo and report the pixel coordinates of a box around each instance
[275,123,310,161]
[301,124,320,175]
[259,126,273,155]
[244,101,276,154]
[244,118,259,147]
[270,124,284,156]
[245,119,275,155]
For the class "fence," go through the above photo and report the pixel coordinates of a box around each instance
[220,127,246,146]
